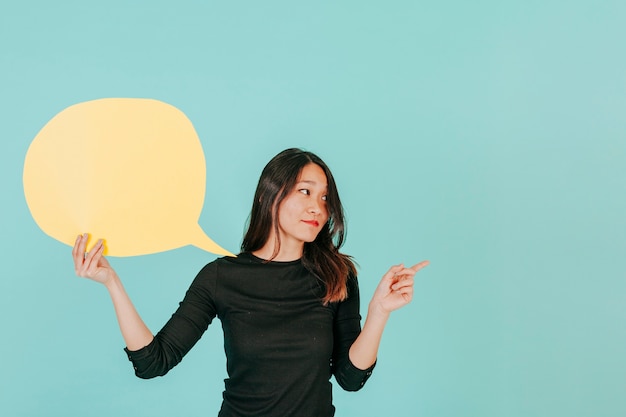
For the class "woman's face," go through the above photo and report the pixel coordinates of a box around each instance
[276,163,329,248]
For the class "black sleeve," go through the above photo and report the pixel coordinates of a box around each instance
[331,274,376,391]
[123,262,218,379]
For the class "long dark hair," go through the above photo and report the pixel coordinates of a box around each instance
[241,148,356,303]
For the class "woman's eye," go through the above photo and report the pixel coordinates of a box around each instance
[299,189,310,195]
[321,195,327,201]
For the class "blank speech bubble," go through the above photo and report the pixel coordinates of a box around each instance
[23,98,234,257]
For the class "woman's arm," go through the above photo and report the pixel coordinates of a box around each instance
[72,234,154,350]
[348,261,429,369]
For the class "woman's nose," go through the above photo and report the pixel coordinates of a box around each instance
[308,201,321,214]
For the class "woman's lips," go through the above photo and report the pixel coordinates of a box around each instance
[302,220,319,227]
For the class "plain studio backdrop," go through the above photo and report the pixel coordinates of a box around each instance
[1,1,624,416]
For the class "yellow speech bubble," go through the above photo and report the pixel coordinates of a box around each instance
[23,98,233,257]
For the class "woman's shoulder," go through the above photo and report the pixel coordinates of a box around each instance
[188,255,249,294]
[196,252,295,276]
[197,252,253,268]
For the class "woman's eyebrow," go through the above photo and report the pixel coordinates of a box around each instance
[297,180,328,188]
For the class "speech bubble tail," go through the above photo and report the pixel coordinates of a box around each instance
[189,224,236,257]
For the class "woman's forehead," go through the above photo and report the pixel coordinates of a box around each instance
[296,164,328,187]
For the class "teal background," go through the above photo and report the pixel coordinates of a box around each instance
[1,1,625,416]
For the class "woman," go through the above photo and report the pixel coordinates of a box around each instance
[72,148,428,417]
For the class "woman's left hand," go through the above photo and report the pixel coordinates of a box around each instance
[370,261,429,315]
[349,260,429,370]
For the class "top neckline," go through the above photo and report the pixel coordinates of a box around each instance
[237,252,302,266]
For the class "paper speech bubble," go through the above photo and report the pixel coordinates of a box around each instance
[23,98,234,257]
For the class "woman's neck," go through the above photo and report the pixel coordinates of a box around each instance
[252,236,303,262]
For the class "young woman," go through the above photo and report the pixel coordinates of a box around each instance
[72,148,428,417]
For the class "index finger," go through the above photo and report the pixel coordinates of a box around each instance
[72,233,88,261]
[409,260,430,272]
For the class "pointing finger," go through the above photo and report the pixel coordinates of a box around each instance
[410,260,429,272]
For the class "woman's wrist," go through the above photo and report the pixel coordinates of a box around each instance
[366,302,391,325]
[103,272,122,292]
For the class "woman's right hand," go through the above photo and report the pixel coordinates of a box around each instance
[72,234,117,286]
[72,234,154,350]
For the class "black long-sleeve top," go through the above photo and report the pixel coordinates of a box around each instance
[124,252,375,417]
